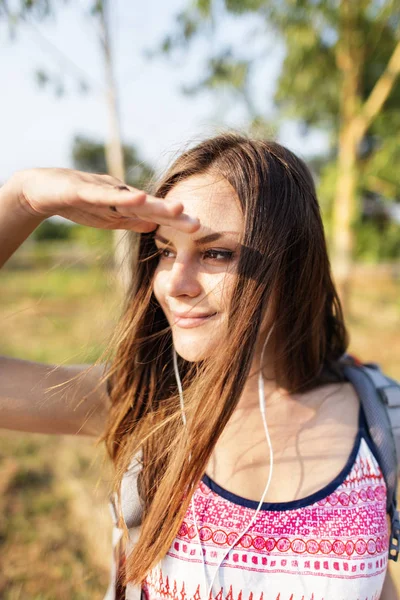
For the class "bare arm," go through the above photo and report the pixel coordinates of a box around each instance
[0,167,199,437]
[0,357,110,437]
[0,173,46,268]
[0,174,109,437]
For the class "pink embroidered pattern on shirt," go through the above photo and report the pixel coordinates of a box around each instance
[142,437,389,600]
[143,569,384,600]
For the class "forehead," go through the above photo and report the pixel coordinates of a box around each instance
[164,173,243,231]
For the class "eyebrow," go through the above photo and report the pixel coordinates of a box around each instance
[154,232,240,246]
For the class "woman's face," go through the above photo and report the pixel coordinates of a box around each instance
[153,173,243,362]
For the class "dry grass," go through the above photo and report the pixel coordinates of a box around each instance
[0,263,399,597]
[0,265,121,599]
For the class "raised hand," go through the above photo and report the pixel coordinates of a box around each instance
[9,168,200,233]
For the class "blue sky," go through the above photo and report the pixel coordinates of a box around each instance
[0,0,329,185]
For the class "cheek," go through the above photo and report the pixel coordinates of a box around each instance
[152,269,165,305]
[208,273,236,308]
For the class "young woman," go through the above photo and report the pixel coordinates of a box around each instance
[0,133,398,599]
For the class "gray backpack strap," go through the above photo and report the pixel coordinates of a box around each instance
[340,354,400,561]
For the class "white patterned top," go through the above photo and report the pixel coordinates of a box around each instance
[141,405,389,600]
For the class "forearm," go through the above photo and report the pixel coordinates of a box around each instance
[0,173,45,269]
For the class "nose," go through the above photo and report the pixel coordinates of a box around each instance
[166,257,202,299]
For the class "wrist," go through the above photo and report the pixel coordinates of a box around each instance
[1,170,47,223]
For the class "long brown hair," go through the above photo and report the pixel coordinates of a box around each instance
[96,131,349,586]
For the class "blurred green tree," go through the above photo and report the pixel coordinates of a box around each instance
[71,135,155,191]
[32,218,72,242]
[151,0,400,303]
[0,0,145,288]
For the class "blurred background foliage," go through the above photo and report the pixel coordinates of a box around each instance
[153,0,400,273]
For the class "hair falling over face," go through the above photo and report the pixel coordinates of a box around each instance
[93,131,350,588]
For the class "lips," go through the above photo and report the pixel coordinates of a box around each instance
[173,311,214,318]
[171,312,217,329]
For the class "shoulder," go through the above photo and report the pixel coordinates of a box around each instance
[309,380,360,422]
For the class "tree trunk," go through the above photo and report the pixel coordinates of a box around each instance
[98,0,137,291]
[332,5,400,313]
[331,123,359,309]
[332,0,364,313]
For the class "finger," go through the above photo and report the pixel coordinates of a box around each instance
[113,196,185,218]
[77,184,148,207]
[71,204,158,233]
[110,209,200,234]
[110,200,200,232]
[105,202,179,224]
[90,203,196,234]
[146,212,201,233]
[77,184,186,220]
[116,220,158,233]
[80,184,199,233]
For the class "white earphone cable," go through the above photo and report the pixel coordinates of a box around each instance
[173,323,275,597]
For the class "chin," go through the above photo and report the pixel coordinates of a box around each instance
[172,335,217,363]
[170,315,227,363]
[173,345,210,363]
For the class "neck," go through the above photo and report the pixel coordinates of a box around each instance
[235,345,288,412]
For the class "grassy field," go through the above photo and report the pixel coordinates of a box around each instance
[0,261,400,598]
[0,264,121,600]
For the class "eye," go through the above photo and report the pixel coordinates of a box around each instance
[158,247,175,259]
[155,245,234,263]
[203,249,234,262]
[154,241,174,259]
